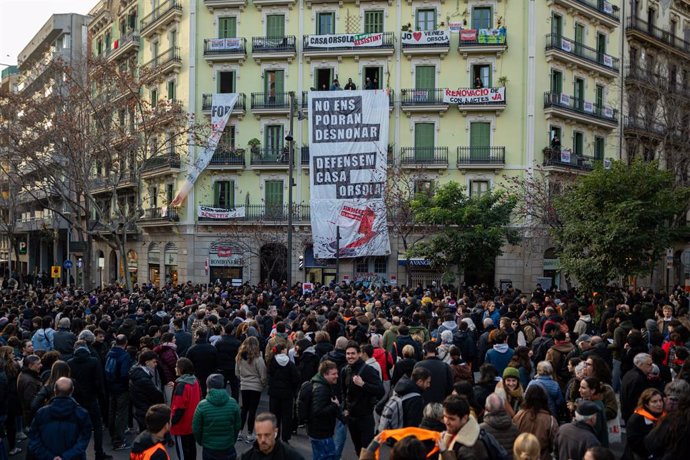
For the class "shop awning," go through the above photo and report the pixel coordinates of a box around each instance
[397,257,432,267]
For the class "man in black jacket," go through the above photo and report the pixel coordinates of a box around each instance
[239,412,304,460]
[308,360,340,460]
[53,317,76,361]
[68,342,112,460]
[185,327,218,397]
[392,367,431,429]
[173,318,192,356]
[342,341,384,457]
[130,350,165,431]
[414,341,454,404]
[214,323,241,400]
[621,352,654,422]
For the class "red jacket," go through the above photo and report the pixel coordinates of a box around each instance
[170,374,201,436]
[373,347,394,381]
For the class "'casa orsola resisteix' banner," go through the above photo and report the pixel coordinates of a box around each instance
[308,90,391,259]
[171,93,238,207]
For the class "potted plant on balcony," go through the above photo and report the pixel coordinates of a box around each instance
[401,23,412,32]
[248,138,261,154]
[498,76,509,87]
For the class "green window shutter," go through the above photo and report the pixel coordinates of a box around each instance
[597,33,606,55]
[574,79,584,109]
[594,137,605,160]
[574,132,584,156]
[552,14,563,37]
[364,11,383,33]
[213,182,221,207]
[595,85,604,111]
[414,123,434,160]
[575,24,584,44]
[415,66,435,89]
[265,180,284,218]
[219,17,237,38]
[415,10,436,31]
[551,70,563,94]
[317,13,334,34]
[470,122,491,160]
[267,15,285,38]
[265,125,284,157]
[472,7,492,29]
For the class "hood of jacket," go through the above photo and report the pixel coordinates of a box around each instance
[46,396,82,421]
[275,354,290,367]
[302,346,316,355]
[492,343,510,354]
[440,320,458,331]
[552,342,575,353]
[393,376,422,396]
[176,373,197,385]
[646,319,659,332]
[206,388,230,406]
[72,346,92,361]
[579,315,592,323]
[484,411,513,430]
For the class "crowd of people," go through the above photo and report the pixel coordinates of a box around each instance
[1,279,690,460]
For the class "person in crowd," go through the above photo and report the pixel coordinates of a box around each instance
[170,357,201,460]
[185,327,218,397]
[215,323,241,401]
[578,377,609,447]
[438,394,490,459]
[153,332,178,387]
[391,344,416,387]
[386,366,430,429]
[130,350,165,432]
[54,318,77,361]
[130,404,171,460]
[621,352,654,422]
[308,360,340,460]
[359,435,429,460]
[624,388,665,460]
[554,400,601,460]
[414,341,453,404]
[473,363,499,412]
[663,379,689,413]
[645,392,690,459]
[479,393,519,453]
[236,336,266,443]
[17,354,42,429]
[238,412,304,460]
[344,78,356,90]
[30,360,70,414]
[28,377,92,460]
[484,330,515,378]
[192,374,241,460]
[106,334,134,450]
[513,385,558,460]
[419,402,445,432]
[495,366,524,417]
[391,325,422,362]
[526,361,564,417]
[267,343,300,443]
[513,433,541,460]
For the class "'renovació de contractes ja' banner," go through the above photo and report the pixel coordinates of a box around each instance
[171,93,238,207]
[443,87,505,105]
[308,90,391,259]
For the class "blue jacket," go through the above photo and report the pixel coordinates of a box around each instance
[105,346,134,394]
[29,396,92,460]
[31,328,55,352]
[527,375,564,417]
[484,344,515,377]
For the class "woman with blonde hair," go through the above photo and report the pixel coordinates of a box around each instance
[235,336,266,443]
[513,432,540,460]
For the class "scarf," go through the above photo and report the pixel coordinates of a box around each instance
[634,407,665,423]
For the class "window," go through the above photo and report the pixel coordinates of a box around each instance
[594,136,605,160]
[266,14,285,38]
[151,88,158,107]
[573,78,584,110]
[595,85,604,112]
[168,133,176,156]
[128,11,137,30]
[574,23,584,55]
[364,11,384,33]
[119,109,126,127]
[218,71,235,93]
[356,259,368,273]
[629,47,638,68]
[105,32,112,51]
[166,184,174,204]
[152,41,160,59]
[97,39,103,56]
[214,181,235,208]
[573,132,584,156]
[170,30,177,49]
[167,80,175,100]
[265,125,284,156]
[414,180,434,196]
[150,186,158,208]
[264,180,284,216]
[470,180,489,197]
[415,9,436,31]
[219,17,237,38]
[374,257,387,273]
[472,64,491,88]
[551,70,563,94]
[596,33,607,62]
[317,12,335,34]
[669,65,677,90]
[472,7,492,30]
[216,125,236,152]
[264,70,284,103]
[470,122,491,160]
[414,122,434,161]
[415,65,435,89]
[551,13,563,37]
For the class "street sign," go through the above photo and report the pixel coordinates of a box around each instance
[51,266,61,278]
[76,258,83,269]
[63,260,73,270]
[18,241,27,255]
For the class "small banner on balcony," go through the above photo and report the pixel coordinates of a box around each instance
[401,30,450,45]
[443,87,505,105]
[198,205,246,219]
[449,22,463,33]
[308,90,391,259]
[459,28,506,43]
[208,38,242,51]
[306,33,383,48]
[171,93,239,207]
[603,0,613,14]
[560,149,572,164]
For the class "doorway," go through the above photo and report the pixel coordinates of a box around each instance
[315,68,333,91]
[260,243,288,284]
[363,66,382,89]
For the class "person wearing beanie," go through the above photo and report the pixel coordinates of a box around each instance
[192,373,241,460]
[495,367,524,417]
[555,400,601,460]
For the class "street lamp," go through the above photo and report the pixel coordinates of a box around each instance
[98,256,105,287]
[285,91,296,288]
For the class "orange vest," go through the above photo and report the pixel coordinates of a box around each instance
[130,443,170,460]
[375,427,441,460]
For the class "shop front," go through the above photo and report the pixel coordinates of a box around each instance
[303,247,335,285]
[164,243,179,286]
[148,243,160,286]
[397,256,442,288]
[127,250,138,286]
[209,240,244,286]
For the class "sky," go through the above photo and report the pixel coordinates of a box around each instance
[0,0,96,71]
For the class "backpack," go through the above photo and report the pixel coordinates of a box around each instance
[377,392,420,432]
[478,428,511,460]
[296,380,314,424]
[104,354,120,383]
[583,319,598,336]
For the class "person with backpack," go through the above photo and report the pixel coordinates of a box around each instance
[105,334,134,451]
[267,343,300,444]
[378,366,430,432]
[31,316,55,353]
[438,394,495,460]
[544,331,574,391]
[574,306,597,337]
[305,360,340,460]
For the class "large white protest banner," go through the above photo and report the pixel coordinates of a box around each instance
[171,93,238,206]
[308,91,391,259]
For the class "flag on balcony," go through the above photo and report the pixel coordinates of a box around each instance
[171,93,238,207]
[308,90,391,259]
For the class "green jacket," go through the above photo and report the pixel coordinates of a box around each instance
[382,326,398,353]
[192,389,241,450]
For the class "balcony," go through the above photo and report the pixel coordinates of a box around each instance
[543,92,617,129]
[547,0,619,29]
[141,47,181,81]
[207,149,246,169]
[203,38,247,63]
[252,0,296,9]
[202,93,246,115]
[401,30,450,58]
[457,146,506,169]
[458,28,508,58]
[250,148,289,168]
[141,155,181,179]
[400,147,448,168]
[624,66,690,99]
[626,16,690,59]
[250,93,290,115]
[140,0,182,39]
[204,0,247,10]
[108,31,140,62]
[302,32,395,61]
[251,36,297,62]
[623,115,668,140]
[198,204,310,223]
[545,34,619,79]
[542,147,597,172]
[447,87,508,115]
[399,88,449,115]
[140,206,180,224]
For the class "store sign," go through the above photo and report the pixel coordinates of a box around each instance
[209,241,244,267]
[443,87,505,105]
[306,33,383,48]
[207,38,242,51]
[198,205,246,219]
[543,258,560,270]
[401,30,450,45]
